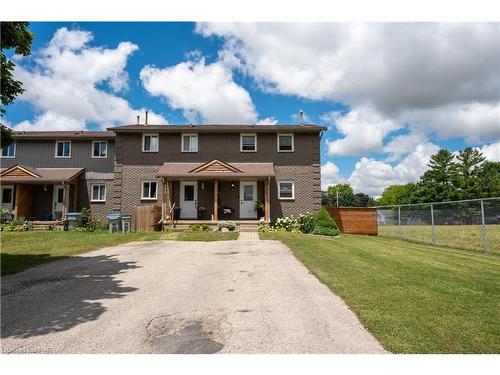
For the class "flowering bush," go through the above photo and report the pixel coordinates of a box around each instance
[258,223,274,232]
[189,223,211,232]
[217,220,237,231]
[1,217,32,232]
[297,212,315,233]
[273,215,297,232]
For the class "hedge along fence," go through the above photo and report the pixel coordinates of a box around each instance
[326,208,378,235]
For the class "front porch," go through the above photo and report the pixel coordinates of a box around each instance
[156,159,273,226]
[0,165,83,221]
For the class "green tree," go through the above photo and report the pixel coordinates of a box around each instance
[377,183,417,206]
[454,147,486,200]
[415,149,457,202]
[477,161,500,198]
[354,192,371,207]
[326,183,356,207]
[1,22,34,148]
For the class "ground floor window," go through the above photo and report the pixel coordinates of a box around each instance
[278,181,295,200]
[90,184,106,202]
[142,181,157,200]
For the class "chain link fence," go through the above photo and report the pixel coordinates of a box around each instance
[375,197,500,254]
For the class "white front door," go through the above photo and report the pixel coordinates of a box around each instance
[239,181,257,219]
[1,185,14,211]
[53,184,64,219]
[180,182,198,219]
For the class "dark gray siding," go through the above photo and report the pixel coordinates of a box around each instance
[1,140,115,172]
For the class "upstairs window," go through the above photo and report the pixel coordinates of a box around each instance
[90,184,106,202]
[240,133,257,152]
[142,133,159,152]
[277,133,294,152]
[92,141,108,158]
[182,134,198,152]
[1,143,16,158]
[142,181,157,200]
[278,181,295,200]
[55,141,71,158]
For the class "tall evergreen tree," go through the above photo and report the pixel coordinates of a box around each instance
[455,147,486,199]
[415,149,457,202]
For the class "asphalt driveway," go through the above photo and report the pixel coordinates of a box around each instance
[1,239,386,353]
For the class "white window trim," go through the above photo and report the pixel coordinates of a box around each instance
[181,133,198,153]
[240,133,257,152]
[141,180,158,200]
[142,133,159,153]
[90,184,106,202]
[277,133,294,152]
[55,140,71,158]
[91,140,108,158]
[1,142,16,158]
[278,181,295,200]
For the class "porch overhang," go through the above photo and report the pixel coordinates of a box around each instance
[155,159,275,179]
[0,165,84,184]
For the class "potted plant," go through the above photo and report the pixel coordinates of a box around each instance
[254,200,264,219]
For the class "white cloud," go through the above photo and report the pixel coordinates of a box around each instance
[481,142,500,162]
[325,106,400,156]
[321,161,343,190]
[11,27,167,131]
[255,117,278,125]
[198,23,500,143]
[347,142,440,196]
[383,131,428,161]
[14,111,85,131]
[140,57,258,124]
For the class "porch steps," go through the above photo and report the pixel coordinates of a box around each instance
[30,221,62,231]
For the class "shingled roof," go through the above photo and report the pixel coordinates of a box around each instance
[0,165,84,183]
[12,131,115,139]
[109,124,326,133]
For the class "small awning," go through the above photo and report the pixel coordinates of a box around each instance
[156,159,275,178]
[0,164,83,184]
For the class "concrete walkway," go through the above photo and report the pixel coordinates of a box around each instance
[237,231,259,241]
[1,240,386,354]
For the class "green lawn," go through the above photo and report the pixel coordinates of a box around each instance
[260,232,500,353]
[1,230,238,276]
[378,224,500,254]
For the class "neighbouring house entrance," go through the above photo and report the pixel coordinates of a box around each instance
[52,184,64,220]
[240,181,257,219]
[1,185,14,211]
[180,181,198,219]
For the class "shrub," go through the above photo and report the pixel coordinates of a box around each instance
[312,226,340,236]
[74,208,107,232]
[314,207,338,229]
[273,215,297,232]
[258,223,274,233]
[1,217,32,232]
[189,223,211,232]
[291,227,302,234]
[297,212,315,233]
[217,221,237,231]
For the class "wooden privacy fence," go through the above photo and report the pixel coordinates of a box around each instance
[135,205,162,232]
[326,207,378,235]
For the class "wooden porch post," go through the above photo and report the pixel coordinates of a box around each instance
[162,178,168,220]
[213,179,218,222]
[13,184,19,219]
[61,183,68,220]
[72,182,78,212]
[264,177,271,223]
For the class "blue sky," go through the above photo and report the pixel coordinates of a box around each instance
[5,22,500,196]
